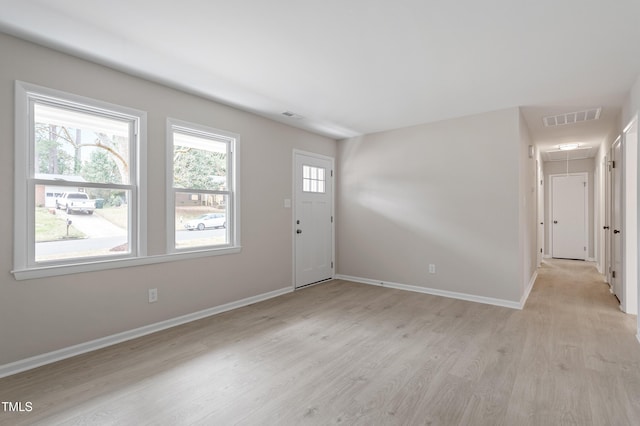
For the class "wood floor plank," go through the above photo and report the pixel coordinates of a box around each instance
[1,259,639,425]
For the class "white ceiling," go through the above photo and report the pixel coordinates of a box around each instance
[2,0,640,156]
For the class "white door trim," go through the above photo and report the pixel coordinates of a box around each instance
[622,115,638,315]
[549,172,589,260]
[537,160,544,267]
[292,149,335,289]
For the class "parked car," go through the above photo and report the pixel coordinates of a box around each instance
[184,213,226,230]
[55,192,95,215]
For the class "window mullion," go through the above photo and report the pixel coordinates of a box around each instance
[32,180,135,192]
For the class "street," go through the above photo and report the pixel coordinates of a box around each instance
[35,226,227,260]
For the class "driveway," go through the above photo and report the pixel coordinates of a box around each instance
[61,210,127,238]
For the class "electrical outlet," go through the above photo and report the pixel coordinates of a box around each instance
[429,264,436,274]
[148,288,158,303]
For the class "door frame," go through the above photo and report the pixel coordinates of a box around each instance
[548,172,589,260]
[292,149,335,289]
[537,160,544,266]
[603,153,612,284]
[611,137,624,305]
[622,115,638,315]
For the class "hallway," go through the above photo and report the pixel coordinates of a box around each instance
[511,258,640,424]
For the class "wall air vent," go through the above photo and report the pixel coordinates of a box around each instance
[543,108,601,127]
[282,111,304,120]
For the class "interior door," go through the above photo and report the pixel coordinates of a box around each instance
[604,155,612,284]
[611,138,623,302]
[552,174,586,260]
[537,161,544,266]
[294,152,333,288]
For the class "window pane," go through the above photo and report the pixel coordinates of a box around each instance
[34,103,130,185]
[175,192,228,249]
[173,133,227,190]
[302,165,327,193]
[35,185,130,262]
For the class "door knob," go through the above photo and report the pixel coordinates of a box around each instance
[553,220,558,224]
[296,229,302,234]
[603,226,610,230]
[614,229,620,234]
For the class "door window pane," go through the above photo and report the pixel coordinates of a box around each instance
[302,165,326,193]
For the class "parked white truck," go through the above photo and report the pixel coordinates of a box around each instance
[55,192,95,215]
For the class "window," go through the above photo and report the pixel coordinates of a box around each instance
[167,119,239,253]
[14,82,146,275]
[303,165,326,193]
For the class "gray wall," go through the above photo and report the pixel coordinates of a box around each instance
[336,107,528,303]
[519,111,538,293]
[0,33,336,365]
[622,74,640,129]
[543,158,596,258]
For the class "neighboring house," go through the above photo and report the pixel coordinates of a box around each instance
[34,173,87,208]
[175,192,225,208]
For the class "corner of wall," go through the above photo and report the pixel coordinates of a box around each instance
[517,109,537,300]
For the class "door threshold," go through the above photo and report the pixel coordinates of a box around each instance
[295,278,333,290]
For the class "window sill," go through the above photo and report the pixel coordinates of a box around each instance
[12,246,242,281]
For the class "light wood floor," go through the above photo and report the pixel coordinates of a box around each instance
[1,259,639,425]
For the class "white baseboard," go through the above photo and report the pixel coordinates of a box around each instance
[520,271,538,308]
[0,287,292,379]
[334,274,523,310]
[543,254,552,259]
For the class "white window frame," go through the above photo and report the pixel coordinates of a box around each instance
[166,118,241,255]
[13,81,148,279]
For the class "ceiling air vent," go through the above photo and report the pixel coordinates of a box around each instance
[282,111,304,120]
[543,108,601,127]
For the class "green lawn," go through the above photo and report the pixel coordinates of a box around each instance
[35,208,85,242]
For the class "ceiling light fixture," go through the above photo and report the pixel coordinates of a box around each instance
[558,143,580,151]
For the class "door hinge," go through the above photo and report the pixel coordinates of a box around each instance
[584,246,586,251]
[331,170,333,177]
[612,271,616,278]
[331,261,334,269]
[331,216,333,223]
[612,161,615,168]
[540,248,543,253]
[583,182,586,187]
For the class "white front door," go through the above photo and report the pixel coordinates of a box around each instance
[294,152,334,288]
[552,174,586,260]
